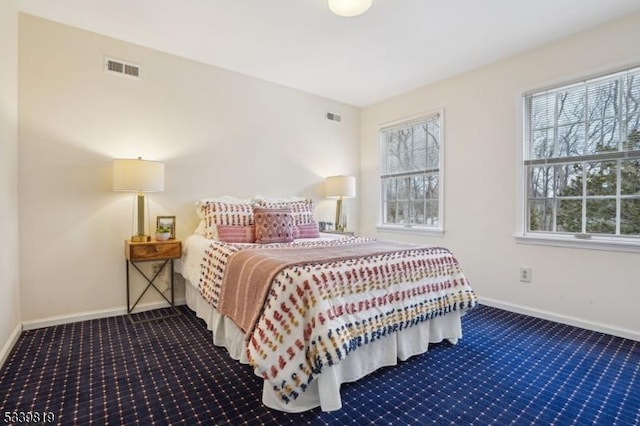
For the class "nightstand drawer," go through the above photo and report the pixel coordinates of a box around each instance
[125,240,182,261]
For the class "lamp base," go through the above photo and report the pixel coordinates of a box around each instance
[131,234,151,242]
[334,197,347,232]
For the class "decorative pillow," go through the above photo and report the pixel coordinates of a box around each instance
[195,196,250,218]
[217,225,256,244]
[200,200,254,240]
[254,207,294,244]
[294,222,321,239]
[254,198,315,225]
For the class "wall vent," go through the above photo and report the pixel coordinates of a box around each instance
[104,57,141,79]
[326,112,342,122]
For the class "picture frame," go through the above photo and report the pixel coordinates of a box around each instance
[156,216,176,239]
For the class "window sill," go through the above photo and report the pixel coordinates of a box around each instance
[376,225,444,237]
[515,233,640,253]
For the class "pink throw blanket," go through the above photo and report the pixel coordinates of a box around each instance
[218,240,422,337]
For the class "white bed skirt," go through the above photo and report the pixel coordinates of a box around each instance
[185,281,463,412]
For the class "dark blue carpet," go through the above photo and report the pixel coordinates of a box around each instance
[0,305,638,425]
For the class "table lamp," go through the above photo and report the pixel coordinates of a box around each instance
[113,157,165,242]
[325,175,356,232]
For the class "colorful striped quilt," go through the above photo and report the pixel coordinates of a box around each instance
[199,237,477,405]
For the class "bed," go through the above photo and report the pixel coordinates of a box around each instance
[177,196,478,412]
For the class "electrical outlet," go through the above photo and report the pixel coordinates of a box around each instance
[151,263,162,276]
[151,263,169,292]
[519,267,532,283]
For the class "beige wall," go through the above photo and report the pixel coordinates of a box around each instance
[0,0,21,365]
[361,13,640,339]
[14,11,640,340]
[18,15,360,322]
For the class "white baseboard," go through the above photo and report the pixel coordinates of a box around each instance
[15,296,640,342]
[21,298,186,331]
[479,297,640,342]
[0,323,22,369]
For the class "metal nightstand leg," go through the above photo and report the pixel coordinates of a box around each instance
[126,258,181,324]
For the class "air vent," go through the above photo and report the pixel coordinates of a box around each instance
[104,57,141,79]
[326,112,342,123]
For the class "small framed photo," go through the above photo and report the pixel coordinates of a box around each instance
[156,216,176,239]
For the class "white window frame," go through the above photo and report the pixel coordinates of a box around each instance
[377,110,445,236]
[516,64,640,253]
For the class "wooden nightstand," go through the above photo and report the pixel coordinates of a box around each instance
[125,239,182,323]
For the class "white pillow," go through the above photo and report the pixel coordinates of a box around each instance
[252,194,307,204]
[194,220,206,236]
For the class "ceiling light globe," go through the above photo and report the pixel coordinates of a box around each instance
[328,0,372,17]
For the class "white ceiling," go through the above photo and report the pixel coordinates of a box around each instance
[17,0,640,107]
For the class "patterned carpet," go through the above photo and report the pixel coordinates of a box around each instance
[0,305,638,425]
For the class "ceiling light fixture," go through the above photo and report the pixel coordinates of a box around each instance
[328,0,372,17]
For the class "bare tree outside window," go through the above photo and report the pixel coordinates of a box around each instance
[380,114,441,228]
[525,67,640,239]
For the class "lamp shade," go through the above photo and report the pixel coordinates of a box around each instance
[328,0,372,17]
[326,175,356,198]
[113,158,165,192]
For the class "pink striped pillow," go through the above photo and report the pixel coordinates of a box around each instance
[294,222,320,239]
[217,225,256,244]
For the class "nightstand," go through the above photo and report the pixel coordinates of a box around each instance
[125,239,182,323]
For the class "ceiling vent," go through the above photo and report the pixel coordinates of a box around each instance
[104,57,141,79]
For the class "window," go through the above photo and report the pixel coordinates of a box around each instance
[523,66,640,246]
[379,112,442,232]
